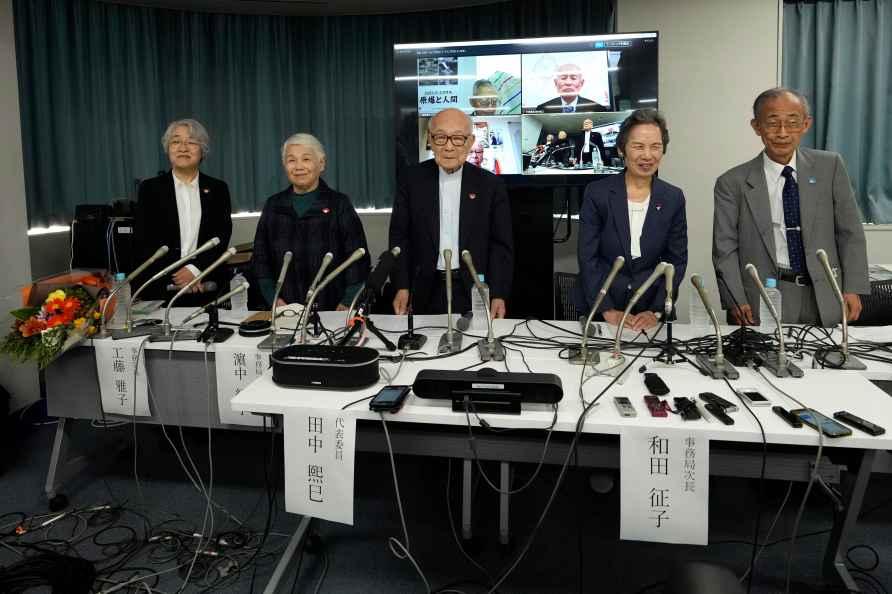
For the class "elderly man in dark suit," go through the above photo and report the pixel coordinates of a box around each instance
[534,64,610,113]
[134,119,232,306]
[713,88,868,326]
[389,108,514,318]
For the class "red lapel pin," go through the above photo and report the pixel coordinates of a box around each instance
[203,188,210,194]
[655,202,662,211]
[468,192,477,200]
[322,207,331,214]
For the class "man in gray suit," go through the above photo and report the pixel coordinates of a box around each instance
[713,88,868,327]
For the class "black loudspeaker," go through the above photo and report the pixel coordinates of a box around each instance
[271,345,379,389]
[413,368,563,414]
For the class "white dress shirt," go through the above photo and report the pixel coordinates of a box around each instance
[560,97,580,111]
[628,196,650,259]
[173,172,202,276]
[437,166,462,270]
[582,130,592,153]
[762,152,798,269]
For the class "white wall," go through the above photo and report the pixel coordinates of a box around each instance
[0,0,39,411]
[617,0,781,319]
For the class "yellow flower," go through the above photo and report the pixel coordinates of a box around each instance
[93,311,101,319]
[87,326,97,335]
[46,290,66,303]
[74,317,87,329]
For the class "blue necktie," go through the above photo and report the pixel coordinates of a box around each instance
[781,166,806,273]
[562,105,574,113]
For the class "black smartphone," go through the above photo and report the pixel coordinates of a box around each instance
[833,411,886,436]
[772,406,803,428]
[790,409,852,438]
[704,402,735,425]
[644,373,670,396]
[369,385,412,413]
[699,392,738,413]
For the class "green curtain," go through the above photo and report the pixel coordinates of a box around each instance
[14,0,615,227]
[783,0,892,223]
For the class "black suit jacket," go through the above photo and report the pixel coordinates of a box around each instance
[389,160,514,314]
[576,173,688,315]
[134,171,232,304]
[571,130,608,164]
[533,96,610,113]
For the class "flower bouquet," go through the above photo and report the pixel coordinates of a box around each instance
[1,272,107,369]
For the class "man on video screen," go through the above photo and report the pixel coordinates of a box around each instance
[536,64,610,113]
[573,119,608,165]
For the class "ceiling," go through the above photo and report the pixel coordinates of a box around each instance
[101,0,507,16]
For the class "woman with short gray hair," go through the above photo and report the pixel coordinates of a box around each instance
[134,118,232,305]
[252,132,370,310]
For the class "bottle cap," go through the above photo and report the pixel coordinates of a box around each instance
[765,277,777,289]
[114,272,126,281]
[477,274,485,282]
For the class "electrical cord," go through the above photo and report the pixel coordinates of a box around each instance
[751,364,826,594]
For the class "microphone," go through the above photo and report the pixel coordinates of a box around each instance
[461,249,505,362]
[690,274,739,379]
[125,237,221,335]
[299,248,366,344]
[815,248,866,370]
[166,281,218,292]
[99,245,168,337]
[663,263,675,317]
[438,249,464,354]
[570,255,624,365]
[745,263,803,378]
[181,281,250,325]
[612,262,668,358]
[306,252,334,301]
[158,247,238,338]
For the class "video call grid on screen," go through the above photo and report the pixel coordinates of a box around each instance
[394,32,658,180]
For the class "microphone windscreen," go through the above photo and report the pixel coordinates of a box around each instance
[367,249,398,293]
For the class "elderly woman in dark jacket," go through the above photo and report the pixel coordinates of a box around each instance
[252,133,370,310]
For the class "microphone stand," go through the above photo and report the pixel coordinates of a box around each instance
[399,266,427,350]
[815,248,866,370]
[461,250,505,362]
[600,263,668,378]
[149,247,238,342]
[745,263,804,378]
[715,269,760,367]
[98,245,169,338]
[569,255,624,365]
[114,237,221,339]
[690,274,739,379]
[197,304,235,344]
[258,251,295,351]
[438,249,464,354]
[654,264,683,365]
[299,248,367,344]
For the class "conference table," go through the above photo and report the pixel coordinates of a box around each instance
[43,310,892,593]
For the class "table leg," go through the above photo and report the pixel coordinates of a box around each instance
[263,516,312,594]
[499,461,510,545]
[462,459,473,540]
[823,448,877,592]
[44,418,88,502]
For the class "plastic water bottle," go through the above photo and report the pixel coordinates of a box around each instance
[229,272,248,313]
[688,290,713,337]
[759,277,783,334]
[591,145,604,170]
[470,274,490,333]
[106,272,130,329]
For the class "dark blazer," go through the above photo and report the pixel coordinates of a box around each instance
[577,173,688,315]
[572,130,608,164]
[251,179,371,310]
[389,160,514,314]
[534,96,610,113]
[134,171,232,304]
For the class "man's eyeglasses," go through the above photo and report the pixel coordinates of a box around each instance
[761,119,806,132]
[431,133,471,147]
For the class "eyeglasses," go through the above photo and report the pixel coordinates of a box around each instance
[761,119,806,132]
[170,139,201,150]
[431,133,471,147]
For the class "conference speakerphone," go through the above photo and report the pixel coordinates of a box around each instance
[413,368,563,414]
[271,344,379,389]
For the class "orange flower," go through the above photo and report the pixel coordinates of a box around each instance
[20,317,47,337]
